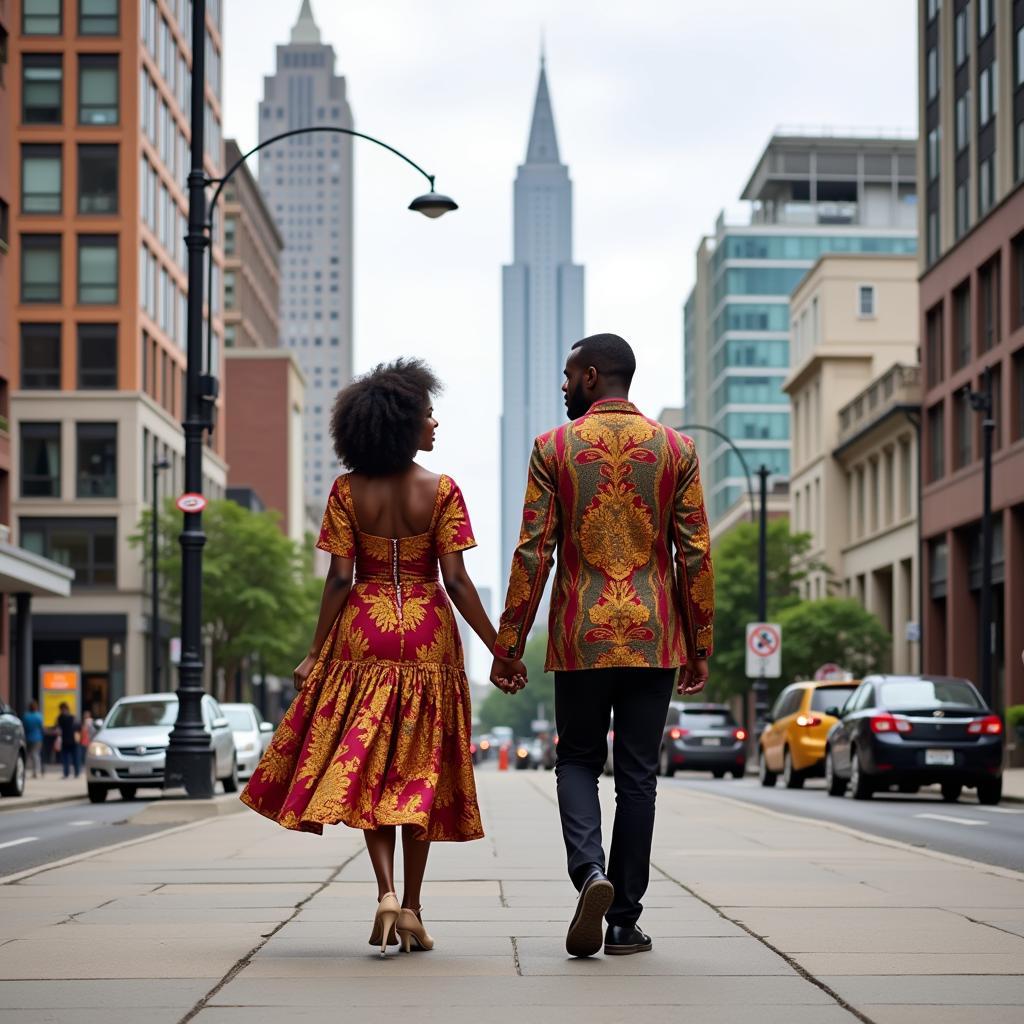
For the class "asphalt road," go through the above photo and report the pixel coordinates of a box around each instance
[0,796,176,877]
[672,773,1024,872]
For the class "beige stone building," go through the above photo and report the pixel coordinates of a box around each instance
[784,253,921,672]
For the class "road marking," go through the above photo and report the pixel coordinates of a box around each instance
[975,806,1024,815]
[68,820,96,827]
[915,812,987,826]
[0,837,39,850]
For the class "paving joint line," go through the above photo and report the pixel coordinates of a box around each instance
[953,910,1024,942]
[498,878,509,908]
[177,846,364,1024]
[510,935,523,976]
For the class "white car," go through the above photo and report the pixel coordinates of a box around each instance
[221,703,274,779]
[85,693,237,802]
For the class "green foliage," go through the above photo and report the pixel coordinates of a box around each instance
[777,598,890,684]
[476,631,555,738]
[133,500,320,696]
[1006,705,1024,732]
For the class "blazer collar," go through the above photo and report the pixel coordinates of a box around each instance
[585,398,642,417]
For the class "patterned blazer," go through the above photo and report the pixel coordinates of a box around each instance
[494,398,714,672]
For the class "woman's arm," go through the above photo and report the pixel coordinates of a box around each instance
[293,554,354,689]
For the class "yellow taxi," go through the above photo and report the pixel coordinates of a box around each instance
[759,680,860,788]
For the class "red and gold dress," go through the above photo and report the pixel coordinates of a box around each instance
[240,474,484,842]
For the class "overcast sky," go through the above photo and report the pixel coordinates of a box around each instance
[222,0,918,658]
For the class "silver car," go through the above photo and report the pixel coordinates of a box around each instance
[0,702,27,798]
[85,693,237,802]
[221,703,274,779]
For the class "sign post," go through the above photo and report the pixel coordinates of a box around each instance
[746,623,781,733]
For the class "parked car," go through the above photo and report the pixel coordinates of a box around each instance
[659,703,747,779]
[85,693,238,802]
[221,703,274,780]
[515,738,542,770]
[0,702,27,798]
[538,731,557,770]
[759,681,859,788]
[476,734,494,761]
[824,675,1003,804]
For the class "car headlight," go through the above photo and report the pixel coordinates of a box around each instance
[88,741,115,758]
[238,742,257,753]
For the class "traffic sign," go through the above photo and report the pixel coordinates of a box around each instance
[746,622,782,678]
[175,492,208,514]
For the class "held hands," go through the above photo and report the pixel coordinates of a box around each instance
[293,653,318,691]
[677,657,709,696]
[489,656,528,695]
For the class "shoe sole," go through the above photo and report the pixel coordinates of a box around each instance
[565,878,615,958]
[604,939,653,956]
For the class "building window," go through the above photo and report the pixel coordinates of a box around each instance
[224,216,237,255]
[78,144,118,213]
[20,324,61,389]
[224,324,237,348]
[955,6,969,66]
[926,302,944,388]
[22,54,62,124]
[927,0,941,20]
[986,364,1003,453]
[927,126,941,180]
[927,46,940,102]
[21,234,61,302]
[857,284,875,318]
[20,423,61,497]
[953,281,972,368]
[23,0,61,34]
[1014,348,1024,441]
[955,92,970,152]
[20,518,117,587]
[224,269,237,309]
[76,422,117,498]
[1018,25,1024,86]
[20,145,62,213]
[77,324,117,389]
[978,256,1000,353]
[978,0,994,39]
[978,156,995,217]
[955,179,970,238]
[927,402,945,482]
[1017,119,1024,183]
[1014,232,1024,330]
[954,389,973,468]
[78,235,118,304]
[927,209,940,264]
[78,55,118,125]
[979,64,996,126]
[79,0,118,35]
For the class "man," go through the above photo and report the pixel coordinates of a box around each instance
[56,702,81,780]
[22,700,44,778]
[491,333,714,958]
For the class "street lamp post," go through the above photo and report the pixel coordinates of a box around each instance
[150,457,171,692]
[676,423,757,524]
[753,465,771,724]
[165,0,459,797]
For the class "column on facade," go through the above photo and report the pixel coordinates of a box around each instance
[948,529,977,681]
[891,555,908,675]
[1004,507,1024,709]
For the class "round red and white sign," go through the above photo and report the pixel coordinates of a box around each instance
[175,492,208,514]
[748,624,781,657]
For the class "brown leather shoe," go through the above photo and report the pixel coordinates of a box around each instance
[565,869,614,958]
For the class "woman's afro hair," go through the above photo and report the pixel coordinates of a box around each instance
[330,358,442,476]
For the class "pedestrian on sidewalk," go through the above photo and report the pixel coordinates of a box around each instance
[22,700,44,779]
[55,702,81,779]
[492,334,715,959]
[79,711,95,765]
[241,359,526,958]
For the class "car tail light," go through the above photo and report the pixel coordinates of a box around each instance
[733,728,747,741]
[870,714,912,734]
[669,727,690,740]
[470,743,477,754]
[795,714,822,727]
[967,715,1003,736]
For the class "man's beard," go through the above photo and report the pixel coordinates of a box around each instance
[566,384,591,420]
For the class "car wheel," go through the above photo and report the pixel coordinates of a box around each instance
[977,777,1002,806]
[825,749,846,797]
[941,782,962,803]
[783,747,804,790]
[850,748,873,800]
[0,753,26,797]
[87,783,109,803]
[659,747,676,779]
[118,785,138,801]
[758,751,777,788]
[222,760,239,794]
[712,769,726,779]
[731,767,745,779]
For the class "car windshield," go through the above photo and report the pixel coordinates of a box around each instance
[104,700,177,728]
[879,679,984,710]
[679,712,734,729]
[810,687,857,712]
[224,708,254,731]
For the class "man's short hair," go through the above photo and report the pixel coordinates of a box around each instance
[571,333,636,387]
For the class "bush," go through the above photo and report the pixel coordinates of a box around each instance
[1006,705,1024,733]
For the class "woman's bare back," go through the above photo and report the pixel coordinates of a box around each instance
[346,465,441,538]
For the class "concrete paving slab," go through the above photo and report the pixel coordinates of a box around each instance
[820,975,1024,1005]
[0,979,212,1009]
[243,954,517,977]
[796,951,1024,975]
[0,1009,186,1024]
[864,1007,1024,1024]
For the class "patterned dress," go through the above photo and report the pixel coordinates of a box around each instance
[240,474,484,842]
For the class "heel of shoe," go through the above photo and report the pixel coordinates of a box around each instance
[397,929,413,954]
[377,910,399,958]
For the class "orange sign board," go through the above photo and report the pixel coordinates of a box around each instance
[41,665,81,726]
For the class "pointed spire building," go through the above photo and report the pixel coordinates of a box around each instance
[500,58,585,580]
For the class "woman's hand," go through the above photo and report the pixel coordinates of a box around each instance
[489,656,527,694]
[293,653,318,691]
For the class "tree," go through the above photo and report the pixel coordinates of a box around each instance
[706,518,827,702]
[134,500,317,699]
[476,631,555,738]
[777,598,890,683]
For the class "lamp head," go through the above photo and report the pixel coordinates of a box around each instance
[409,191,458,219]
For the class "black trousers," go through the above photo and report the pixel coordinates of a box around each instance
[554,667,675,928]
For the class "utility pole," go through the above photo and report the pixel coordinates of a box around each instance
[150,457,170,691]
[754,465,771,724]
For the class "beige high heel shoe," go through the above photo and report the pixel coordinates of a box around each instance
[396,906,434,952]
[369,892,400,958]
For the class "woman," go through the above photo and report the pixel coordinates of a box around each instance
[241,359,526,957]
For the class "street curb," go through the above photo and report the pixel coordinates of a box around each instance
[683,785,1024,881]
[0,793,85,814]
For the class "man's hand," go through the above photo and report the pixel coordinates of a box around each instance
[490,656,528,695]
[293,653,317,691]
[677,658,709,696]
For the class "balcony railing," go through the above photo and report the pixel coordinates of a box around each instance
[837,363,921,444]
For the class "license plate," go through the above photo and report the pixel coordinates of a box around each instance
[128,763,151,776]
[925,749,955,766]
[703,737,721,747]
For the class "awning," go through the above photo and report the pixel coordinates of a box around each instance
[0,543,75,597]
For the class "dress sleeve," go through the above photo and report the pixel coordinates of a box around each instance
[316,477,356,558]
[434,477,477,555]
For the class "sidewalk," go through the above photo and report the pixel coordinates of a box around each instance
[0,771,88,812]
[1,772,1022,1023]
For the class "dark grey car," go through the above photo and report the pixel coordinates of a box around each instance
[0,702,27,798]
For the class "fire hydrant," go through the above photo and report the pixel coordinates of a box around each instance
[498,744,509,772]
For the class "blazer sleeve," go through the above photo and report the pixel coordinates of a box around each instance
[672,437,714,659]
[494,437,560,660]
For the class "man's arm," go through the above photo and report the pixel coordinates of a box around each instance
[493,437,560,663]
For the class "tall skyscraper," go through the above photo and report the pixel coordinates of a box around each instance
[501,58,584,577]
[258,0,354,503]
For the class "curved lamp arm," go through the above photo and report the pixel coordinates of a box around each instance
[678,423,757,525]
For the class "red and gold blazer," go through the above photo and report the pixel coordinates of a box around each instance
[494,399,714,671]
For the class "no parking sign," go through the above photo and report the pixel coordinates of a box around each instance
[746,622,782,678]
